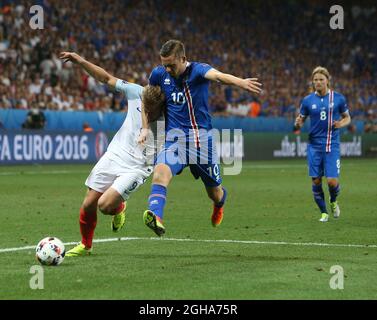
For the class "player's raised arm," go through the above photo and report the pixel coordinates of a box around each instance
[204,69,262,95]
[59,52,117,89]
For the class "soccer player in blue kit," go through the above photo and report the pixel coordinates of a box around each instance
[294,66,351,222]
[138,40,262,236]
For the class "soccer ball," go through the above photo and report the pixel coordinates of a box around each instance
[35,237,65,266]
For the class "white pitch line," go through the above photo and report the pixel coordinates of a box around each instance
[1,236,377,254]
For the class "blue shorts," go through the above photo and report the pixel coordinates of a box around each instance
[307,144,340,178]
[155,136,222,187]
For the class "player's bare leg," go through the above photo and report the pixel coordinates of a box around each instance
[98,187,127,232]
[66,189,102,256]
[151,163,173,187]
[144,164,172,236]
[327,178,340,218]
[98,188,124,215]
[206,185,227,227]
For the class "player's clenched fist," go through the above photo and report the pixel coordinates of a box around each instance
[294,115,305,130]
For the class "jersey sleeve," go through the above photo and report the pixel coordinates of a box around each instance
[148,67,161,86]
[195,63,213,79]
[115,79,143,100]
[299,98,309,117]
[339,94,349,114]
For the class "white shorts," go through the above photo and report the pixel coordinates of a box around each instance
[85,152,153,200]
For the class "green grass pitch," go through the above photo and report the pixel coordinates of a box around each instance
[0,159,376,299]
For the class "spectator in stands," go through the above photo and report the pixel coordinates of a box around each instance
[22,103,46,129]
[364,110,377,133]
[347,123,357,134]
[83,122,93,132]
[0,0,375,123]
[248,98,261,118]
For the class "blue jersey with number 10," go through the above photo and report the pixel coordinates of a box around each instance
[149,62,213,147]
[299,90,349,151]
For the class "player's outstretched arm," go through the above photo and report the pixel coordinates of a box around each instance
[59,52,117,89]
[204,69,262,95]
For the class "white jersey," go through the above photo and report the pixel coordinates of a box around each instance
[106,79,152,167]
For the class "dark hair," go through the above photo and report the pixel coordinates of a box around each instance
[142,85,166,123]
[160,39,185,58]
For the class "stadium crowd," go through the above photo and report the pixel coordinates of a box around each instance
[0,0,376,128]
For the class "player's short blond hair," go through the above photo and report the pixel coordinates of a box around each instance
[311,66,331,89]
[142,85,165,123]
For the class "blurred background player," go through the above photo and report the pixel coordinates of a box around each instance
[59,52,165,256]
[138,39,262,236]
[294,66,351,222]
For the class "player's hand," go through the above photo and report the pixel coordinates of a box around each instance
[241,78,262,95]
[333,120,342,129]
[294,115,304,130]
[137,128,149,145]
[59,52,83,64]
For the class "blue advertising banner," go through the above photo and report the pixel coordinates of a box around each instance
[0,130,108,165]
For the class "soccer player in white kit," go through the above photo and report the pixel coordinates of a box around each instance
[59,52,165,256]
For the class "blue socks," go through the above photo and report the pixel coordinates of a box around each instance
[312,184,327,213]
[329,184,340,203]
[148,184,167,220]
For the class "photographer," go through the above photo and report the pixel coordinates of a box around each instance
[22,103,46,129]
